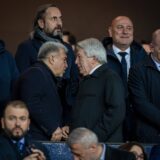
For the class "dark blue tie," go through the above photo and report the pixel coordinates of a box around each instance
[16,141,24,154]
[118,52,128,86]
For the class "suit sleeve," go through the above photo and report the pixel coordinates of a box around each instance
[128,66,160,127]
[93,72,126,141]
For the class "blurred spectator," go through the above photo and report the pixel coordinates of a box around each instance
[0,100,49,160]
[63,31,77,51]
[119,142,148,160]
[0,40,19,119]
[67,127,136,160]
[149,144,160,160]
[128,29,160,143]
[141,40,151,54]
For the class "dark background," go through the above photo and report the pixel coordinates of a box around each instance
[0,0,160,54]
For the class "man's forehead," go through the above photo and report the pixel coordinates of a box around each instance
[113,17,133,26]
[5,106,29,116]
[45,7,62,16]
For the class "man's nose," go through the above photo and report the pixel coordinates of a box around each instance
[122,28,129,34]
[15,119,21,126]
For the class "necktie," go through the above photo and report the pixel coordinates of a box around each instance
[118,52,128,87]
[16,141,24,154]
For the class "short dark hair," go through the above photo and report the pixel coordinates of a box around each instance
[119,142,147,160]
[33,4,58,30]
[63,31,77,45]
[3,100,29,117]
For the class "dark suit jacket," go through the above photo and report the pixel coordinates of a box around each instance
[128,55,160,143]
[102,38,147,141]
[106,145,136,160]
[13,61,63,140]
[71,64,126,142]
[15,32,79,122]
[0,133,50,160]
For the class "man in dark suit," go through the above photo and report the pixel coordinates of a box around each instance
[70,38,125,142]
[67,127,136,160]
[128,29,160,143]
[0,100,49,160]
[13,41,69,141]
[102,16,147,141]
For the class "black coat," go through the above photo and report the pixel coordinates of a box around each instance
[102,38,147,140]
[13,61,63,140]
[105,145,136,160]
[0,133,50,160]
[71,64,126,142]
[15,32,79,118]
[128,55,160,143]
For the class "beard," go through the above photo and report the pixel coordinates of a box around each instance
[48,25,63,39]
[4,126,28,141]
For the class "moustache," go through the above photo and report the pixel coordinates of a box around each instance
[12,126,23,132]
[55,25,62,30]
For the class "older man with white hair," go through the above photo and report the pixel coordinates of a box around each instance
[70,38,125,142]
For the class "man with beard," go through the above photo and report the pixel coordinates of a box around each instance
[0,100,49,160]
[15,4,79,124]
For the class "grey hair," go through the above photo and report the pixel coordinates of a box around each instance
[67,127,98,149]
[77,38,107,64]
[38,41,67,60]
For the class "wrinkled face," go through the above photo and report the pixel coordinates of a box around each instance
[130,145,144,160]
[39,7,63,37]
[1,106,30,140]
[109,16,133,49]
[70,144,96,160]
[75,48,93,76]
[51,48,67,77]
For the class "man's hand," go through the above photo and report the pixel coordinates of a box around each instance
[23,148,46,160]
[62,126,69,140]
[51,127,62,141]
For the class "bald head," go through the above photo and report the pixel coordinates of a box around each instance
[108,16,134,50]
[111,16,133,27]
[152,29,160,45]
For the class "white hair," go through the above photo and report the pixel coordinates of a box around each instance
[77,38,107,64]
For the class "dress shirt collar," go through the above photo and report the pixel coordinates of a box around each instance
[12,137,25,145]
[151,54,160,71]
[112,44,130,59]
[89,64,102,75]
[99,143,106,160]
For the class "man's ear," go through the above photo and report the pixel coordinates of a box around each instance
[150,43,154,52]
[108,26,112,37]
[89,144,97,152]
[38,19,44,29]
[48,55,55,65]
[1,118,4,129]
